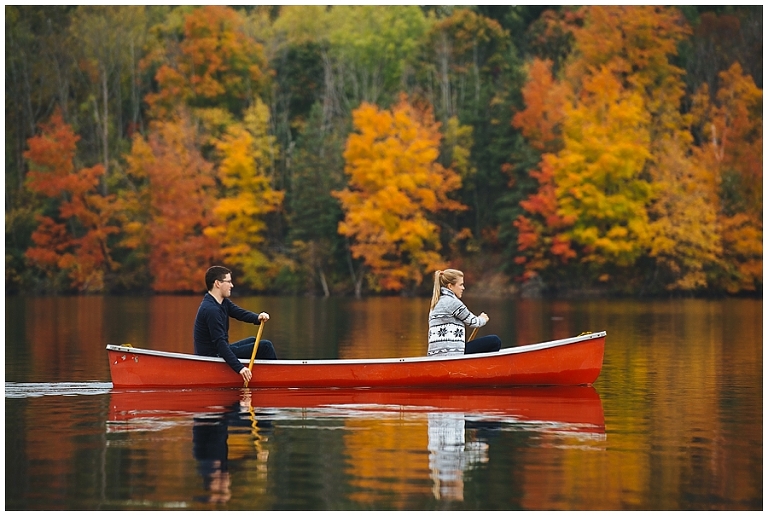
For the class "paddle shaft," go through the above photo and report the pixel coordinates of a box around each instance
[469,327,479,341]
[244,320,265,387]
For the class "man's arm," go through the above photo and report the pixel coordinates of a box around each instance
[205,310,247,374]
[224,299,270,325]
[224,299,260,324]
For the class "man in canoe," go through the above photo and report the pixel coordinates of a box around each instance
[428,269,501,357]
[194,265,277,383]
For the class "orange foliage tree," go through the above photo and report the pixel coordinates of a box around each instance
[143,5,268,119]
[24,108,118,292]
[335,95,465,292]
[692,63,763,293]
[511,58,567,154]
[123,115,220,292]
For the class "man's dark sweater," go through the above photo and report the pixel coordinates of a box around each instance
[194,293,261,373]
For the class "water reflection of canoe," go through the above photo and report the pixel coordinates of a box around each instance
[108,386,605,435]
[106,331,605,389]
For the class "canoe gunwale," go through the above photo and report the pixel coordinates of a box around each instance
[106,331,606,366]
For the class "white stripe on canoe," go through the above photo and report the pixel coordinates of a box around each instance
[106,331,606,366]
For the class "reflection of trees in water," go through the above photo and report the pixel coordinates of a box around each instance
[428,412,489,501]
[184,388,604,506]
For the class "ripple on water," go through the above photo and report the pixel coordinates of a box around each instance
[4,381,113,398]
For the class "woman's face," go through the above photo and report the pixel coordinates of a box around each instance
[447,278,465,298]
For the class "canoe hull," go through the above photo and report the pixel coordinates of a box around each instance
[107,332,605,389]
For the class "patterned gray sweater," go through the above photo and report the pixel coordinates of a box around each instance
[428,287,487,356]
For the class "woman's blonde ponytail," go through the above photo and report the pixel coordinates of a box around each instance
[429,269,464,311]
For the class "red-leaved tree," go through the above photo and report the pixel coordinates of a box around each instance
[25,108,118,292]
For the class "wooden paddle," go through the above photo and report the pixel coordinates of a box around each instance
[243,320,265,387]
[469,311,490,342]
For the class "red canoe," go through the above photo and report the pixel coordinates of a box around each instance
[106,331,605,389]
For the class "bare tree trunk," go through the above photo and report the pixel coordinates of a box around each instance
[131,39,140,131]
[6,30,26,193]
[318,268,330,297]
[345,239,364,298]
[354,272,364,299]
[321,49,343,125]
[437,31,453,121]
[114,61,123,142]
[23,50,36,135]
[101,67,109,195]
[473,40,480,118]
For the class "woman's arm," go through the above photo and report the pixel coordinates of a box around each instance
[451,302,488,328]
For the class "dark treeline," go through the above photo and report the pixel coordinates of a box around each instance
[5,6,762,297]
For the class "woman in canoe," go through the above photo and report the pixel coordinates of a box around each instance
[428,269,502,357]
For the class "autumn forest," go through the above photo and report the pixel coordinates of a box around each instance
[5,6,763,297]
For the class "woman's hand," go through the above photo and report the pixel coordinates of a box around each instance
[479,312,489,323]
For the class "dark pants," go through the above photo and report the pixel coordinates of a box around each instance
[465,335,501,355]
[230,337,277,360]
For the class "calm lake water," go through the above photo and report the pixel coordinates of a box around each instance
[4,295,762,510]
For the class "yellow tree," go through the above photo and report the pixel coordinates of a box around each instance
[574,6,721,290]
[513,44,655,284]
[554,68,654,272]
[647,137,721,291]
[603,6,723,291]
[335,95,465,293]
[205,99,285,290]
[513,6,723,291]
[566,6,724,292]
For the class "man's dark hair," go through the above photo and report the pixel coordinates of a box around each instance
[205,266,231,291]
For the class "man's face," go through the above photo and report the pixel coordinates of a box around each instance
[217,274,234,297]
